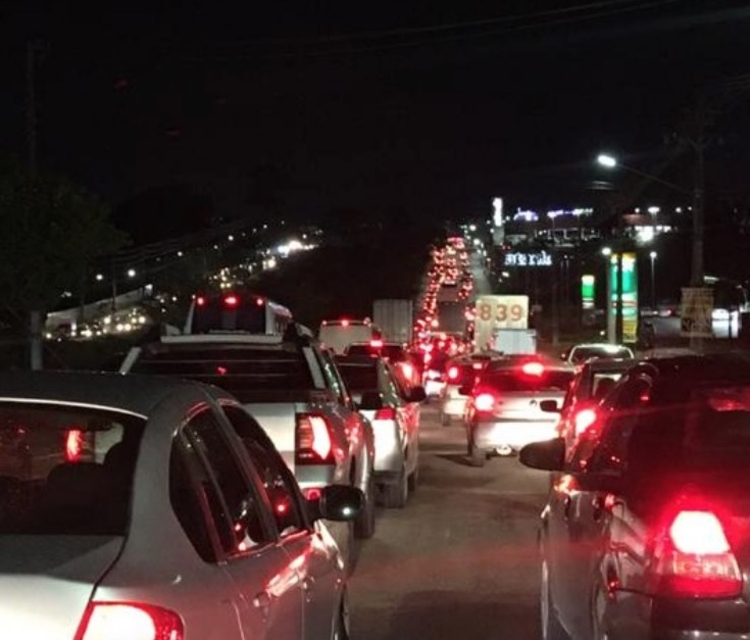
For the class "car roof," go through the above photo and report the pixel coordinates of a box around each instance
[572,343,632,351]
[0,370,220,417]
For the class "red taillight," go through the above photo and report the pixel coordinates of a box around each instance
[400,363,414,379]
[522,361,544,376]
[65,429,84,462]
[341,319,350,327]
[649,510,742,599]
[574,408,598,436]
[75,601,184,640]
[375,407,397,420]
[447,366,460,381]
[196,296,206,307]
[296,414,333,463]
[474,393,496,412]
[256,297,265,306]
[224,295,239,307]
[370,339,384,349]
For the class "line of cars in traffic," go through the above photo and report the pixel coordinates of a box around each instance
[0,289,430,640]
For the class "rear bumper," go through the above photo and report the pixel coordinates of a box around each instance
[472,419,558,451]
[605,590,750,640]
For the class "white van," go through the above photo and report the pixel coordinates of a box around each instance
[318,318,381,355]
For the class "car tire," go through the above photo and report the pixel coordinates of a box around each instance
[354,474,376,540]
[382,464,408,509]
[541,558,569,640]
[332,588,351,640]
[469,437,486,467]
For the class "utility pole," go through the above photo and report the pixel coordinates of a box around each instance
[26,40,44,371]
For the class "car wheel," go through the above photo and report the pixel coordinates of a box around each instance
[382,464,408,509]
[541,558,569,640]
[469,436,486,467]
[354,474,376,540]
[332,588,351,640]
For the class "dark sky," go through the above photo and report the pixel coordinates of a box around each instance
[2,0,750,224]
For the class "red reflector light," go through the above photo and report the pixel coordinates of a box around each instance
[75,601,184,640]
[370,339,384,349]
[65,429,84,462]
[474,393,495,412]
[196,296,206,307]
[375,406,397,420]
[224,295,239,307]
[447,366,460,381]
[574,408,598,436]
[522,361,544,376]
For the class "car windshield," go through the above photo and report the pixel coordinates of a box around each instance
[132,346,315,398]
[570,347,632,364]
[479,370,574,393]
[0,403,144,535]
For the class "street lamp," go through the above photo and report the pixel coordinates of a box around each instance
[127,268,136,278]
[597,154,617,168]
[601,246,612,257]
[649,251,657,311]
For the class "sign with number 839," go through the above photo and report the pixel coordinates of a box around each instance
[475,295,529,329]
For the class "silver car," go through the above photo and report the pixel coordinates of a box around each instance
[463,359,575,466]
[335,355,426,509]
[0,370,362,640]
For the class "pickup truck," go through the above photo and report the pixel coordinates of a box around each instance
[118,324,377,563]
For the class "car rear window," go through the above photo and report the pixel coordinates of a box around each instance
[628,384,750,471]
[336,362,379,391]
[133,345,316,400]
[0,403,145,535]
[570,347,632,364]
[190,298,266,333]
[479,370,574,393]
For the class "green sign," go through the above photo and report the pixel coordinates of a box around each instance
[608,253,639,343]
[581,275,595,309]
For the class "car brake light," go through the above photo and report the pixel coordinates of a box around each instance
[296,415,333,464]
[75,601,184,640]
[65,429,84,462]
[474,393,496,412]
[256,297,265,306]
[400,363,414,379]
[341,319,350,327]
[650,510,742,598]
[370,339,384,349]
[224,295,239,307]
[574,408,598,436]
[375,407,397,420]
[195,296,206,307]
[522,361,544,376]
[447,366,460,381]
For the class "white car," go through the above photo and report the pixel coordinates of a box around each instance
[0,370,362,640]
[335,355,426,509]
[561,342,635,367]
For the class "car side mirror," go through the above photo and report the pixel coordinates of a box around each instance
[519,438,565,472]
[407,386,427,403]
[539,399,560,413]
[458,384,473,396]
[358,390,383,411]
[306,485,364,522]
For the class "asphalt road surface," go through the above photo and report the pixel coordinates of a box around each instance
[349,404,549,640]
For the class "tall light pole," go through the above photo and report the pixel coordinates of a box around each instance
[649,251,657,311]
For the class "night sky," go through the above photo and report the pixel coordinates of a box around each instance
[2,0,750,228]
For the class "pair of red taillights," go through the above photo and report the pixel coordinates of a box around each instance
[194,295,265,308]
